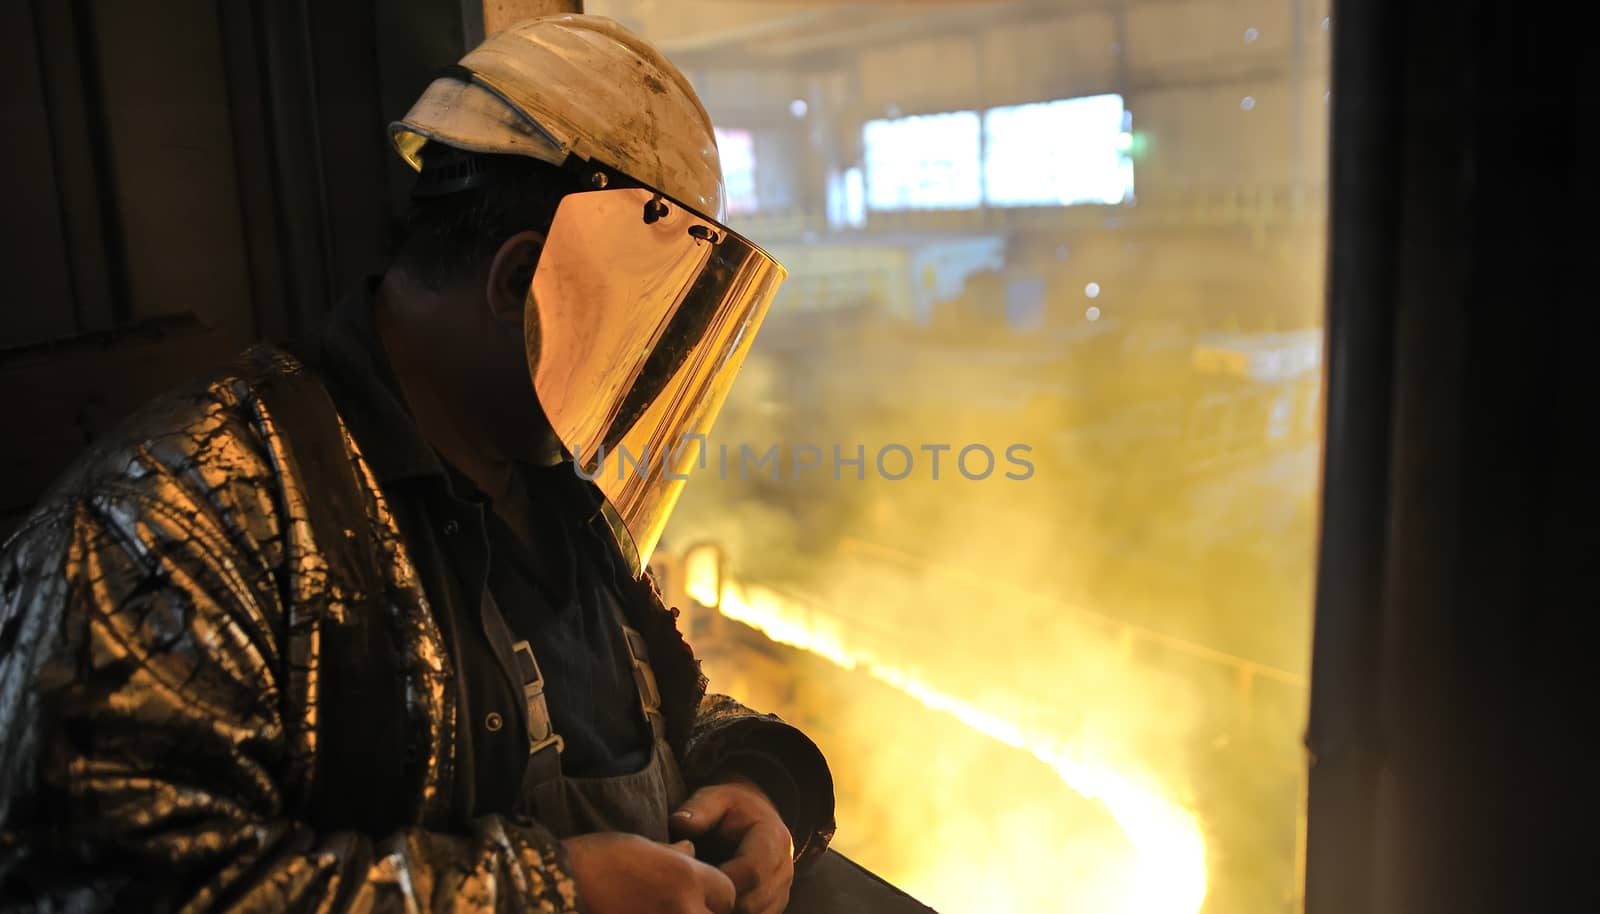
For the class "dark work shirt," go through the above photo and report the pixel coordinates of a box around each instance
[296,278,652,822]
[458,461,652,777]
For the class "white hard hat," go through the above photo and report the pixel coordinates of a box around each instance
[390,14,726,220]
[388,14,786,578]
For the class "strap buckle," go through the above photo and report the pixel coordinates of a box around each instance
[511,640,564,757]
[620,625,667,741]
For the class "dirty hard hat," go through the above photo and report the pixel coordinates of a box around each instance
[390,14,725,220]
[388,15,786,578]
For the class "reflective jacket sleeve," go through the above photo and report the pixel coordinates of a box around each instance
[0,492,580,914]
[679,692,837,870]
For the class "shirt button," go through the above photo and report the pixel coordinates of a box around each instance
[443,519,460,536]
[485,712,504,732]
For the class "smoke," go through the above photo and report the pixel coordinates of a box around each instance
[662,269,1318,912]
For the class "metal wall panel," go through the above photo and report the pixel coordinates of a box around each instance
[0,0,473,535]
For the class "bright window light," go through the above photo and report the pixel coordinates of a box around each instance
[714,127,759,215]
[844,167,866,227]
[863,111,982,210]
[983,94,1135,206]
[828,166,868,229]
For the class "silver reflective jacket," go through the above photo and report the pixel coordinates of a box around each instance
[0,347,833,913]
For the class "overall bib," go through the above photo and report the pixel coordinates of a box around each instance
[501,596,687,840]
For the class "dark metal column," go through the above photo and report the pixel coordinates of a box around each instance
[1301,0,1404,907]
[1305,0,1595,911]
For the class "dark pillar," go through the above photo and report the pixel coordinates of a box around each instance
[1305,1,1595,912]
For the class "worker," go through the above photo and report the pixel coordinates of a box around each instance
[0,16,835,914]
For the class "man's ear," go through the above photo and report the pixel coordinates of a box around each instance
[485,230,544,324]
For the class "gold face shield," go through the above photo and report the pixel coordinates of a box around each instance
[528,157,786,576]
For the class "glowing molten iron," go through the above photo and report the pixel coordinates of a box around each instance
[685,566,1208,914]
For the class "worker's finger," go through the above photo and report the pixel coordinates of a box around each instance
[722,825,793,914]
[692,857,738,914]
[671,785,739,836]
[719,853,762,898]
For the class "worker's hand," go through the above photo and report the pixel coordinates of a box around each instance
[671,779,795,914]
[561,831,736,914]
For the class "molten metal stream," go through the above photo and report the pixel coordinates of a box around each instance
[685,568,1208,914]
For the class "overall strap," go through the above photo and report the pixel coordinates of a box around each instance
[511,637,565,785]
[512,604,670,790]
[617,610,669,744]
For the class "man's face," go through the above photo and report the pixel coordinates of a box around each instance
[466,229,566,466]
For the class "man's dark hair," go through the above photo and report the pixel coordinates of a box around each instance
[387,144,578,291]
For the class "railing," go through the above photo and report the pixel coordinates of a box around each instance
[654,532,1308,728]
[834,536,1310,695]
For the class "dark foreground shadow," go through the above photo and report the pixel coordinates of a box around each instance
[785,849,941,914]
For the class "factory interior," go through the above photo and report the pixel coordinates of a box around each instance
[0,1,1590,913]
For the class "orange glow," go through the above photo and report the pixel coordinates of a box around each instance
[686,569,1209,914]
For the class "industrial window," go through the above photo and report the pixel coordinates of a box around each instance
[714,127,760,215]
[863,111,983,210]
[983,94,1135,206]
